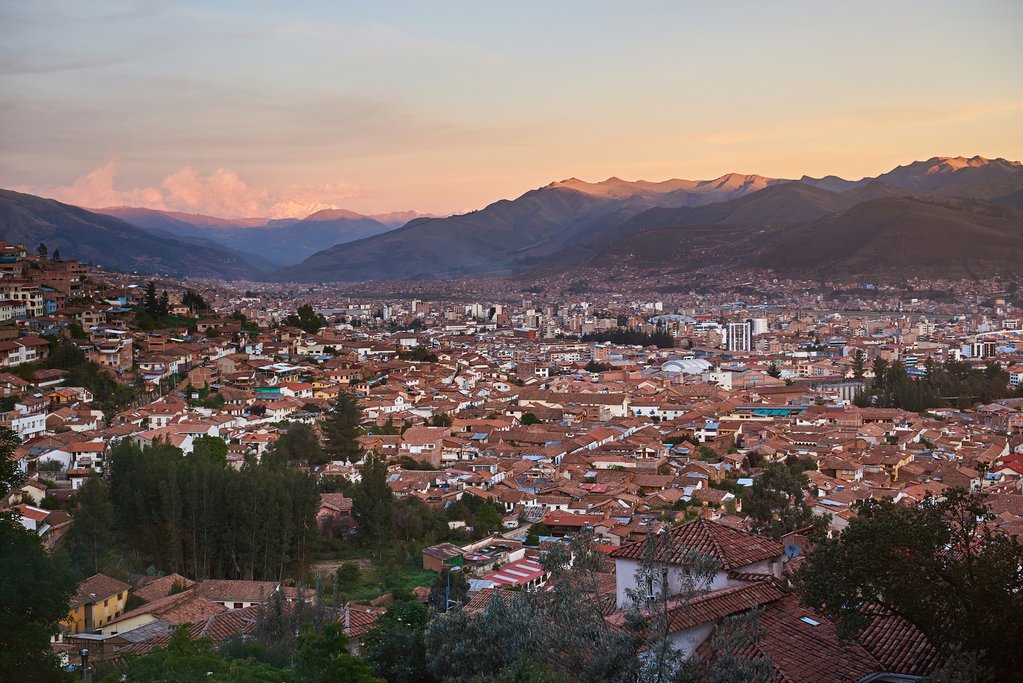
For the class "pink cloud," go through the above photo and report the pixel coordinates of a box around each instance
[21,161,367,218]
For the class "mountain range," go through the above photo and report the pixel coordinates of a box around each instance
[0,189,268,279]
[1,156,1020,282]
[273,156,1023,282]
[96,206,398,268]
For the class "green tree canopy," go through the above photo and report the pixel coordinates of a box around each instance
[97,439,319,580]
[285,304,327,334]
[268,423,327,467]
[64,475,116,574]
[351,453,394,549]
[794,490,1023,681]
[742,462,828,539]
[322,390,364,463]
[363,599,436,683]
[0,427,78,682]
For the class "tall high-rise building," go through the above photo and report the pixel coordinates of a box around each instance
[726,321,752,352]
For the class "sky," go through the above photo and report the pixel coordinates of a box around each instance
[2,0,1022,218]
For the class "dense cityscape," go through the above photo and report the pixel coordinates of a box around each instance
[1,238,1022,681]
[3,2,1022,682]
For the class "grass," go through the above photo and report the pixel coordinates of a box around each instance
[313,546,439,603]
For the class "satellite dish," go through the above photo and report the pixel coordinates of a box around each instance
[784,543,800,559]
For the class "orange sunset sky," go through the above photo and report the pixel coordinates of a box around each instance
[2,1,1021,218]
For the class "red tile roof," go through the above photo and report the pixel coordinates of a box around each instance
[609,518,783,570]
[858,604,943,676]
[666,579,788,632]
[698,593,881,683]
[71,573,129,609]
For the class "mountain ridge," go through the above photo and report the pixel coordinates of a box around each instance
[271,155,1023,282]
[0,190,268,279]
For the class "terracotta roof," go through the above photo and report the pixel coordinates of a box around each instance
[858,605,943,676]
[110,589,225,626]
[609,518,783,570]
[343,605,382,639]
[699,593,881,683]
[464,587,502,613]
[192,579,279,603]
[132,573,195,604]
[319,492,353,512]
[664,579,787,632]
[71,574,129,609]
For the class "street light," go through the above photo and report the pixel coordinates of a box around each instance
[444,566,462,613]
[79,648,91,682]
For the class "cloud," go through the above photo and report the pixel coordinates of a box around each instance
[22,161,367,218]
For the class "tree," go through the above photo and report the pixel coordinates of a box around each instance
[430,413,453,428]
[622,530,722,683]
[794,490,1023,681]
[429,566,469,613]
[520,412,542,426]
[158,290,170,317]
[268,424,327,467]
[143,281,160,319]
[0,427,78,682]
[525,522,548,546]
[36,242,47,259]
[425,528,768,682]
[870,356,889,388]
[181,289,209,314]
[766,362,782,378]
[293,623,382,683]
[64,475,116,574]
[363,599,436,683]
[285,304,326,334]
[351,453,394,549]
[585,360,612,373]
[52,248,61,260]
[470,502,503,539]
[103,439,319,580]
[322,390,364,463]
[742,462,827,539]
[110,625,290,682]
[850,348,866,381]
[335,561,361,589]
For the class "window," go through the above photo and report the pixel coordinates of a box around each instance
[233,602,243,609]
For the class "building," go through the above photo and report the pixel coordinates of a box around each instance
[725,321,752,353]
[63,574,130,636]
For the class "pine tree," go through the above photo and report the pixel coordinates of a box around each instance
[851,348,866,380]
[64,476,116,573]
[351,453,394,549]
[51,248,60,261]
[144,281,160,318]
[158,290,170,317]
[36,242,47,258]
[322,390,364,463]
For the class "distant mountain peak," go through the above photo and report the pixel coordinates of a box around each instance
[302,208,367,222]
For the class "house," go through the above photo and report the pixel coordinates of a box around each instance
[400,426,450,467]
[191,579,280,610]
[99,589,225,636]
[0,336,50,367]
[608,519,786,655]
[479,557,549,590]
[63,574,130,636]
[422,542,464,572]
[317,493,355,533]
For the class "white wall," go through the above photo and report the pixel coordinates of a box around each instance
[668,623,716,659]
